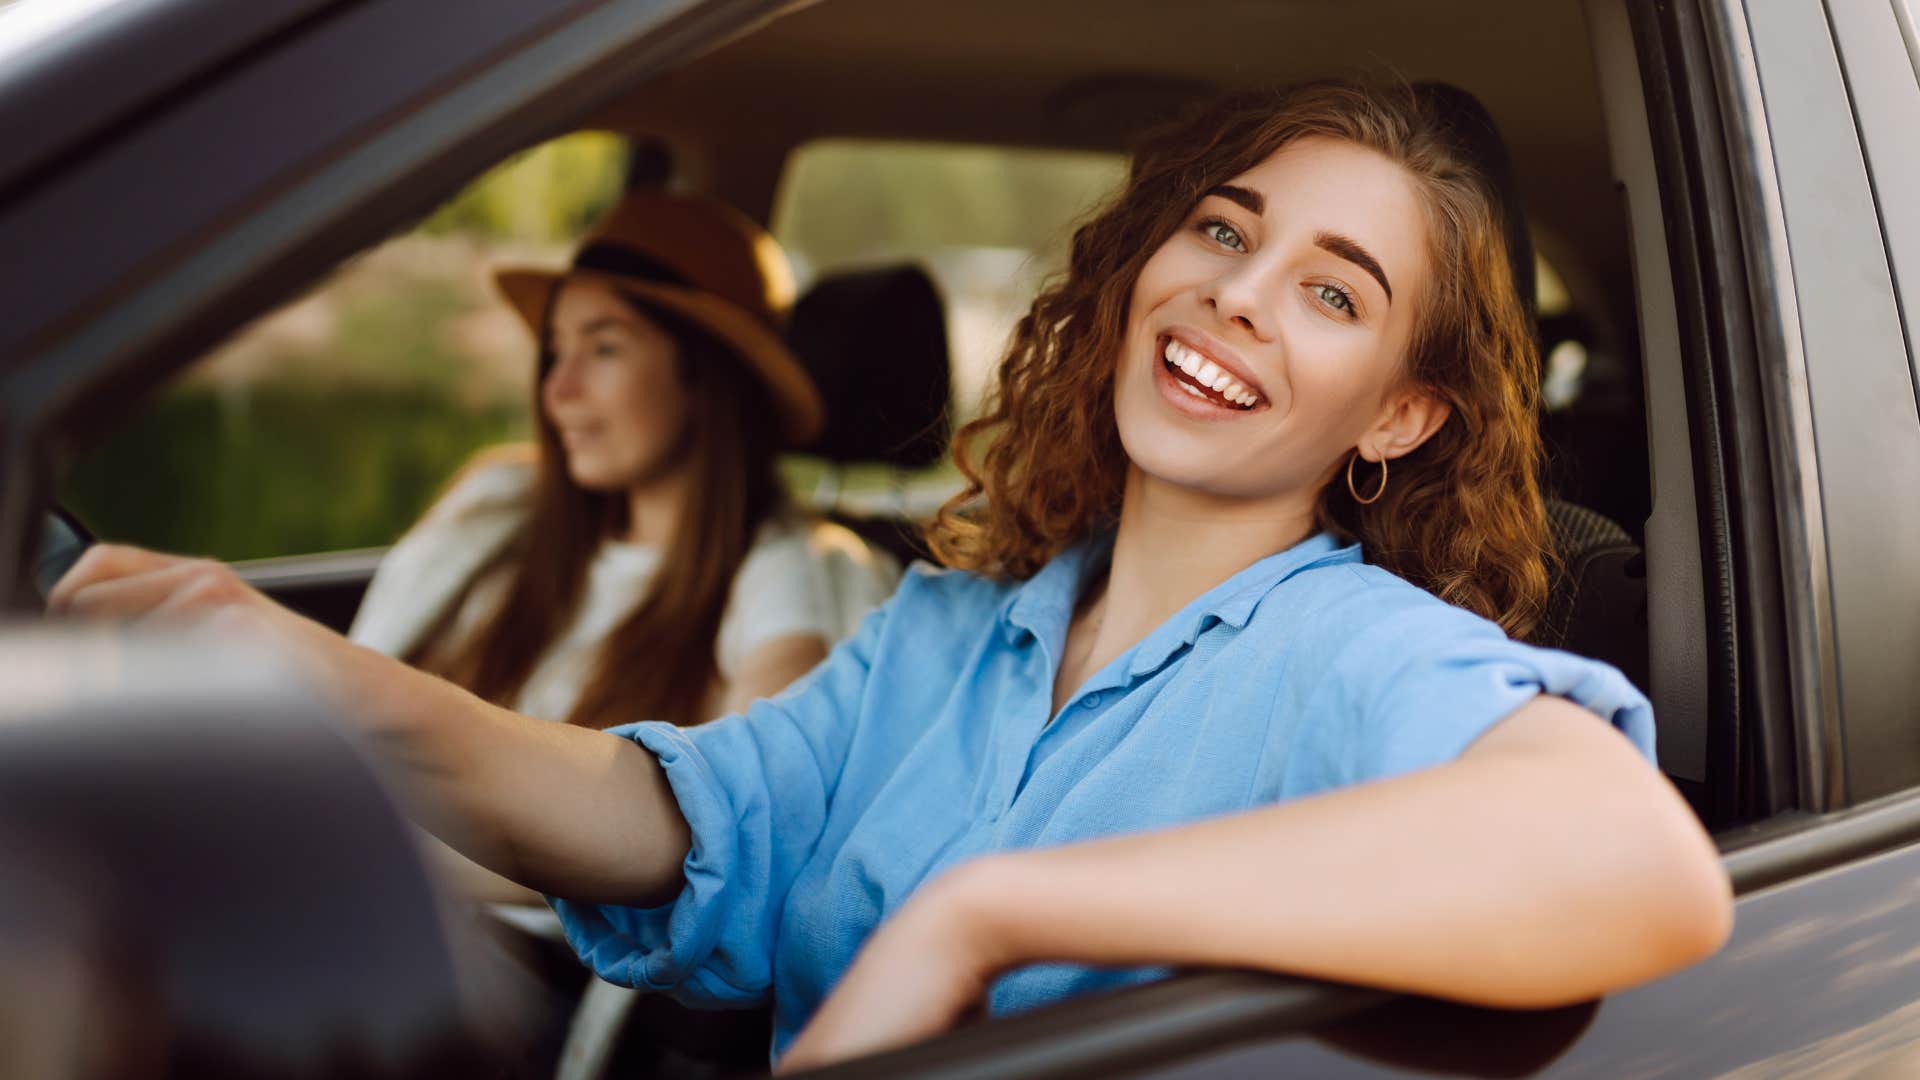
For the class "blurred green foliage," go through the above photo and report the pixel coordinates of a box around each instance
[64,386,528,561]
[58,132,625,562]
[420,132,629,244]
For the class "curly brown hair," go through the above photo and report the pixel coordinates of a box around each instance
[927,78,1551,638]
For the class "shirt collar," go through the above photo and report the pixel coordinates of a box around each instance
[997,530,1362,675]
[1125,530,1357,677]
[999,533,1110,650]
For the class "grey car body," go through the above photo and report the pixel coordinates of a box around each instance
[1,0,1917,1076]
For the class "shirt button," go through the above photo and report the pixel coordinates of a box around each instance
[1082,692,1103,709]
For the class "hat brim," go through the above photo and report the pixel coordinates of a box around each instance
[493,266,825,447]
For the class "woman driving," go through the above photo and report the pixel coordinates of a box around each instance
[52,78,1731,1072]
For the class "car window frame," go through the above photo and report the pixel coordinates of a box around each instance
[0,0,794,610]
[1824,0,1920,481]
[1741,0,1920,807]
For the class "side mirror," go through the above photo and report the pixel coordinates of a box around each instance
[0,629,526,1077]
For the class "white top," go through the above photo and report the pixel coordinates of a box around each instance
[348,460,899,722]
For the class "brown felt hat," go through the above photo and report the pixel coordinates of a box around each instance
[493,190,825,446]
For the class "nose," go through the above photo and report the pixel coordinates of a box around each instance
[542,346,585,410]
[1200,259,1276,342]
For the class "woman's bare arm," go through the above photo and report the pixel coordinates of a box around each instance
[51,544,691,906]
[421,832,545,907]
[781,695,1732,1070]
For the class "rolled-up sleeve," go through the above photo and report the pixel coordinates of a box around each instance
[548,598,890,1007]
[1296,588,1655,790]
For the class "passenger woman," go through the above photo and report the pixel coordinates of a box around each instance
[351,189,886,746]
[53,79,1732,1071]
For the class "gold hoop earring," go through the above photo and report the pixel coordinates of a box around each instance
[1347,452,1388,505]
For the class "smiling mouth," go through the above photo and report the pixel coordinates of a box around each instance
[1160,337,1265,410]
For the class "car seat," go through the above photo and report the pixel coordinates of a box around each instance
[786,263,953,568]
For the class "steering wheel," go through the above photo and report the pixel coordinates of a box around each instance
[33,505,94,609]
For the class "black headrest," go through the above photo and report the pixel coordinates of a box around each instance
[788,264,952,468]
[1414,82,1537,331]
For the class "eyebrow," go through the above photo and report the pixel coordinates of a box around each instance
[1202,186,1395,305]
[578,316,631,336]
[547,316,631,349]
[1205,184,1264,216]
[1313,230,1393,303]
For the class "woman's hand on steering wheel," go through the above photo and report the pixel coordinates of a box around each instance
[47,544,323,659]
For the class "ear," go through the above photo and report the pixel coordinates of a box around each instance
[1360,385,1451,463]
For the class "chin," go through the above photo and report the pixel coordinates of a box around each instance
[562,459,625,493]
[1116,418,1239,497]
[1115,385,1221,483]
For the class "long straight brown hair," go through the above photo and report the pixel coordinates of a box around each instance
[421,292,784,728]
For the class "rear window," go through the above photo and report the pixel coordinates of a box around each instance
[773,139,1126,420]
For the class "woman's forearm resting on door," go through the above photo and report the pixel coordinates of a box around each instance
[939,695,1731,1008]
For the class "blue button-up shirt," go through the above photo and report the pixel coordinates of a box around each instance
[551,531,1654,1057]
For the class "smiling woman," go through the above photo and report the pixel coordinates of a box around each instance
[938,83,1549,638]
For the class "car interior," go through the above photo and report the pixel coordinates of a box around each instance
[204,0,1673,784]
[34,0,1749,1072]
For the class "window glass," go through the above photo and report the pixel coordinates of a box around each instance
[774,140,1126,419]
[771,140,1126,512]
[59,133,630,561]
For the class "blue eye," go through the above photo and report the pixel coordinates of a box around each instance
[1315,283,1356,317]
[1200,219,1246,251]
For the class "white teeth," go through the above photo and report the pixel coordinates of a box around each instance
[1162,337,1264,409]
[1164,340,1199,376]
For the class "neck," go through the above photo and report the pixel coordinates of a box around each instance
[620,465,692,548]
[1092,466,1319,641]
